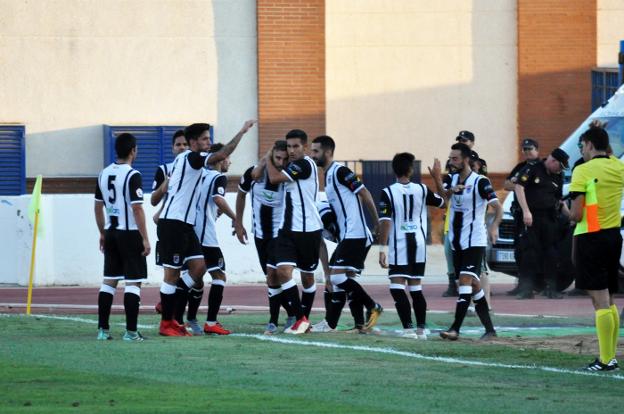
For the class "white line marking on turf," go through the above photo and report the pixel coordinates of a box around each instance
[0,313,156,330]
[232,334,624,381]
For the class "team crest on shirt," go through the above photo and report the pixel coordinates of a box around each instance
[534,178,540,184]
[136,188,143,198]
[173,254,180,265]
[465,185,472,194]
[218,258,224,268]
[520,175,528,182]
[217,187,225,195]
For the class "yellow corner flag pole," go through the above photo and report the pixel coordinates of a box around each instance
[26,175,43,315]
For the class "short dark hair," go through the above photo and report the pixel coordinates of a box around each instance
[184,123,211,142]
[392,152,415,177]
[285,129,307,144]
[115,133,136,159]
[172,129,185,145]
[209,142,224,153]
[451,142,472,159]
[273,140,287,152]
[312,135,335,153]
[580,126,609,151]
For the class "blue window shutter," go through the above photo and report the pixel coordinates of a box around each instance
[0,125,26,195]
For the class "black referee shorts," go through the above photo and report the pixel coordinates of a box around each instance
[329,238,369,272]
[574,228,622,293]
[103,229,147,281]
[157,219,203,269]
[452,246,485,279]
[275,229,322,273]
[254,237,278,274]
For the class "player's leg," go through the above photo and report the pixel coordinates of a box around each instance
[203,247,229,335]
[407,263,427,339]
[440,249,471,340]
[300,271,316,319]
[275,231,308,334]
[120,231,148,341]
[389,275,413,332]
[98,229,122,340]
[442,232,458,297]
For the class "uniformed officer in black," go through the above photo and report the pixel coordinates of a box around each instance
[504,138,540,296]
[514,148,570,299]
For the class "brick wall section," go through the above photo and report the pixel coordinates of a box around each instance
[256,0,326,157]
[517,0,596,159]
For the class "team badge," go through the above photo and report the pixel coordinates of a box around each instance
[218,258,224,268]
[534,178,540,184]
[136,188,143,198]
[173,254,180,264]
[520,175,528,182]
[217,187,225,195]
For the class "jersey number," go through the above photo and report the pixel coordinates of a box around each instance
[107,175,116,203]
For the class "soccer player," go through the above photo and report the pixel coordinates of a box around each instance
[157,120,256,336]
[234,140,297,334]
[150,130,189,211]
[193,143,237,335]
[94,133,150,341]
[569,126,624,371]
[310,135,383,332]
[259,129,321,334]
[378,152,445,340]
[430,142,502,341]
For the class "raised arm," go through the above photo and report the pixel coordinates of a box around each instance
[208,119,257,165]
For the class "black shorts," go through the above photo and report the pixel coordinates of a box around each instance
[157,219,203,269]
[202,246,226,272]
[329,238,370,272]
[254,237,277,274]
[452,247,485,279]
[389,263,426,279]
[574,228,622,293]
[275,229,322,273]
[103,229,147,281]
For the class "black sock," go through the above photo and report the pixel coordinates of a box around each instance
[281,294,295,317]
[474,296,495,332]
[347,293,365,328]
[98,291,114,330]
[268,286,282,325]
[207,283,225,322]
[301,289,316,318]
[282,285,304,319]
[323,289,331,315]
[336,278,375,310]
[124,292,140,332]
[450,293,472,333]
[160,291,177,321]
[174,279,190,325]
[390,288,413,329]
[326,291,347,329]
[409,290,427,329]
[187,287,203,321]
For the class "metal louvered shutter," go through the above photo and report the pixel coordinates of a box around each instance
[0,125,26,195]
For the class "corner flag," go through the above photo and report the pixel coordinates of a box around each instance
[27,175,43,315]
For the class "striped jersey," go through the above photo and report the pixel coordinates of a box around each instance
[317,199,340,243]
[95,163,144,231]
[324,161,372,242]
[379,182,444,265]
[447,172,498,250]
[151,162,174,191]
[279,156,322,232]
[239,166,284,240]
[161,149,214,225]
[194,169,228,247]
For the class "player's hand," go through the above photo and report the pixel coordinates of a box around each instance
[240,119,257,134]
[379,252,388,268]
[428,158,442,179]
[99,234,105,253]
[523,210,533,226]
[142,239,151,256]
[234,221,248,244]
[325,280,333,292]
[488,225,499,245]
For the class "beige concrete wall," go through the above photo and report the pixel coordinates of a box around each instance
[597,0,624,67]
[0,0,258,177]
[326,0,517,174]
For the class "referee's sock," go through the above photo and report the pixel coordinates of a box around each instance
[268,286,283,325]
[98,284,116,330]
[596,308,615,364]
[331,274,375,310]
[123,285,141,332]
[281,280,304,319]
[347,292,365,328]
[611,304,620,361]
[159,282,177,321]
[206,280,225,323]
[187,283,204,322]
[301,284,317,318]
[326,289,347,329]
[409,285,427,329]
[450,286,473,333]
[390,284,413,329]
[473,290,494,332]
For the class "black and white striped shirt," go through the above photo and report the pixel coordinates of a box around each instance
[447,172,498,250]
[279,156,322,233]
[379,182,443,265]
[325,162,372,242]
[161,149,214,225]
[239,166,284,240]
[151,162,174,191]
[194,169,228,247]
[95,163,144,231]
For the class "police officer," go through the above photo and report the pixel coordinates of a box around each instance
[514,148,570,299]
[504,138,540,296]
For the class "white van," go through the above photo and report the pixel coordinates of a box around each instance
[487,83,624,288]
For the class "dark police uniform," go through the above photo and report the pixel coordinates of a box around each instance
[515,159,564,298]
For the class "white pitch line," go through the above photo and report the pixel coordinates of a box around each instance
[0,313,156,330]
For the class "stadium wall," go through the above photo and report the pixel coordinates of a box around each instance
[0,0,258,177]
[597,0,624,67]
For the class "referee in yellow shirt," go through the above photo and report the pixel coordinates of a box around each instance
[570,126,624,372]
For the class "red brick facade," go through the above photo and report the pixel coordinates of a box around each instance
[256,0,326,157]
[517,0,596,158]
